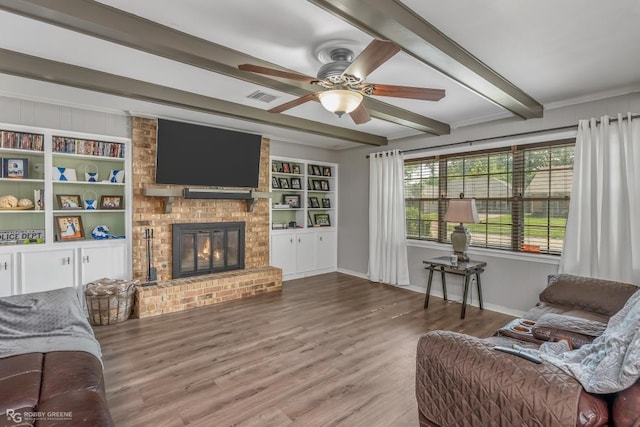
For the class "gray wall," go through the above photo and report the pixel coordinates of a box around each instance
[5,92,640,314]
[336,92,640,314]
[270,139,339,164]
[0,96,130,137]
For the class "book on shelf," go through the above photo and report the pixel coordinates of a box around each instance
[0,131,44,151]
[52,136,125,158]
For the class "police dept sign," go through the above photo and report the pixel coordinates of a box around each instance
[0,229,44,243]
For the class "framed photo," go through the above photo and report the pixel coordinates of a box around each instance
[279,177,289,189]
[308,211,313,227]
[323,167,332,177]
[272,177,280,189]
[314,213,331,227]
[272,163,278,173]
[320,180,330,191]
[312,165,321,176]
[309,197,320,208]
[100,195,123,210]
[56,194,82,210]
[322,198,331,208]
[3,158,28,179]
[282,162,291,173]
[313,180,322,190]
[292,164,301,174]
[290,177,301,189]
[54,215,85,241]
[282,194,300,208]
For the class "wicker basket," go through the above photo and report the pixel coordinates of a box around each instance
[85,278,138,326]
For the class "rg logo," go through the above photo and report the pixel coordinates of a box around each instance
[6,409,22,423]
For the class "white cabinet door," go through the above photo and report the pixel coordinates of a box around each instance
[295,231,316,273]
[80,244,127,285]
[0,254,12,296]
[271,232,297,276]
[316,230,337,271]
[21,249,75,293]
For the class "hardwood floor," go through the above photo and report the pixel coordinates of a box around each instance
[94,272,514,427]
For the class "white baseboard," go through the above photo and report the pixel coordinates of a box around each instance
[335,269,524,318]
[336,268,368,280]
[423,288,525,317]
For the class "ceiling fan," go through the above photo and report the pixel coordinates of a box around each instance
[238,39,445,124]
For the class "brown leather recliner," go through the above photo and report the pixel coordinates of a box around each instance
[415,274,640,427]
[0,351,113,427]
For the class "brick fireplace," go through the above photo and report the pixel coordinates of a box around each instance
[131,117,281,318]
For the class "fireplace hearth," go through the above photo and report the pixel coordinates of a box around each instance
[172,222,245,279]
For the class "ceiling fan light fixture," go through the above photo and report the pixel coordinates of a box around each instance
[318,90,363,117]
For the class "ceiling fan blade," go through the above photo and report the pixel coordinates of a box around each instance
[343,40,401,80]
[349,104,371,124]
[238,64,317,83]
[268,93,318,113]
[371,84,445,101]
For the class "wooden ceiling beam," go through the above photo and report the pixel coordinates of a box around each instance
[0,49,387,146]
[0,0,450,136]
[308,0,544,120]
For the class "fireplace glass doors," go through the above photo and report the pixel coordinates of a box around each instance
[172,222,245,279]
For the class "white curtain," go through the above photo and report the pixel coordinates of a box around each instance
[368,149,410,285]
[560,113,640,283]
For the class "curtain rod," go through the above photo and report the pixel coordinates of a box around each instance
[366,113,639,158]
[366,124,576,158]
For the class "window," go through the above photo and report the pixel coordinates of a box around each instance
[404,140,574,255]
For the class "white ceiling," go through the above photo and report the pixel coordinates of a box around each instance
[0,0,638,149]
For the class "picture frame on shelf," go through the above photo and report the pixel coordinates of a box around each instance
[292,164,301,174]
[312,165,321,176]
[282,194,301,208]
[307,211,313,227]
[282,162,291,173]
[272,163,278,173]
[100,195,123,210]
[272,177,280,189]
[54,215,85,241]
[314,213,331,227]
[309,197,320,208]
[290,177,301,189]
[322,198,331,208]
[56,194,82,210]
[312,180,322,190]
[279,177,289,189]
[320,180,330,191]
[323,167,332,177]
[3,158,28,179]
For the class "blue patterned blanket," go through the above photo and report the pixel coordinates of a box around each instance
[539,289,640,393]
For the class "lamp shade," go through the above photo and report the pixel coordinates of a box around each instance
[318,90,363,116]
[444,199,479,224]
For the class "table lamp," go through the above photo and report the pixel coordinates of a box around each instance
[444,198,479,262]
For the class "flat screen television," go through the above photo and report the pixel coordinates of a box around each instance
[156,119,262,188]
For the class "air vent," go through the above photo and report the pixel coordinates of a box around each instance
[246,90,279,103]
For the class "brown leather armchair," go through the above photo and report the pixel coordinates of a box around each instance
[415,274,640,427]
[0,351,113,427]
[0,287,114,427]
